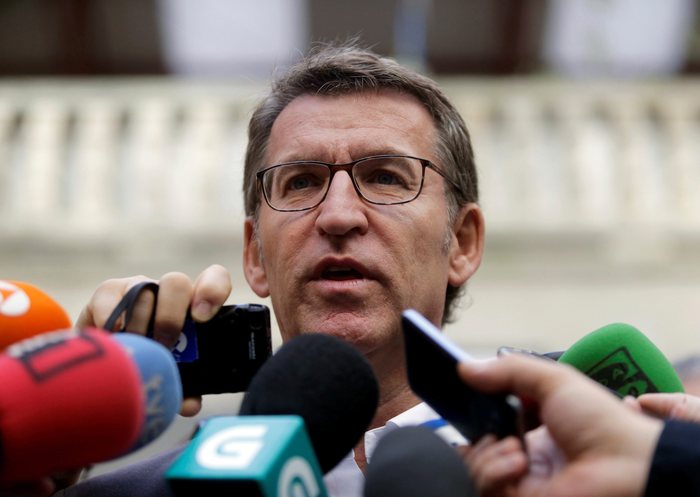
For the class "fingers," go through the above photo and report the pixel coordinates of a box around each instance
[76,265,233,348]
[457,354,572,403]
[191,264,232,322]
[636,393,682,418]
[122,280,158,335]
[77,266,233,419]
[525,426,565,477]
[151,272,194,349]
[76,276,153,332]
[622,395,643,413]
[458,354,624,417]
[464,435,527,497]
[637,393,700,423]
[459,354,664,467]
[180,397,203,417]
[160,265,230,415]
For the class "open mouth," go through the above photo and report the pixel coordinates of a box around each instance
[321,266,364,281]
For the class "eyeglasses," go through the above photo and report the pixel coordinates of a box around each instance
[256,154,457,212]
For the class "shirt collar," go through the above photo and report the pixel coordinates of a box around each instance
[364,402,453,464]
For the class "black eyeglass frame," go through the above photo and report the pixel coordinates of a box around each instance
[255,154,460,212]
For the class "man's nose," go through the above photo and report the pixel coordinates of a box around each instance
[314,171,369,236]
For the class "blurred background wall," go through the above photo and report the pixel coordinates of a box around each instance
[1,0,700,476]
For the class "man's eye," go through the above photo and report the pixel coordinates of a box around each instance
[369,171,402,185]
[374,172,399,185]
[289,176,313,190]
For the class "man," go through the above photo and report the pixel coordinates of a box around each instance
[30,41,484,497]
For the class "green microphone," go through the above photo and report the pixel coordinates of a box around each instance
[558,323,684,397]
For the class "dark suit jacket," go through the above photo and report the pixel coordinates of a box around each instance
[645,419,700,496]
[53,446,185,497]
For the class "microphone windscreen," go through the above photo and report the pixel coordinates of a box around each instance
[0,280,72,351]
[0,328,145,482]
[558,322,684,396]
[113,333,183,450]
[239,333,379,473]
[364,426,475,497]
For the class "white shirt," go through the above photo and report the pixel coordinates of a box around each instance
[322,403,467,497]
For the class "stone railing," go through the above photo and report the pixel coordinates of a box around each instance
[0,80,260,236]
[2,77,698,234]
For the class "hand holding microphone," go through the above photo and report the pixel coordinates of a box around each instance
[75,265,244,418]
[467,322,686,497]
[75,267,232,351]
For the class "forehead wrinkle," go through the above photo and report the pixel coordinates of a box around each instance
[265,91,437,165]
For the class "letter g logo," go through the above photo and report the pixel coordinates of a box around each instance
[196,425,267,469]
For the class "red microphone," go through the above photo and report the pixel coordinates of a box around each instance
[0,327,145,482]
[0,280,72,351]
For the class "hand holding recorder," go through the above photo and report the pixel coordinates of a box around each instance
[458,353,663,497]
[76,265,272,416]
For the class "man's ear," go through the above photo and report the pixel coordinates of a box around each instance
[243,217,270,297]
[448,203,484,287]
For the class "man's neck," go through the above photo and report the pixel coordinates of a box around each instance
[353,381,419,472]
[353,351,422,472]
[371,377,421,429]
[365,341,422,429]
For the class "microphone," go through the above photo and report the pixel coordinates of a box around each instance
[238,333,379,472]
[364,426,475,497]
[166,333,380,496]
[0,328,145,482]
[0,280,72,351]
[112,333,183,451]
[168,415,328,497]
[558,323,684,397]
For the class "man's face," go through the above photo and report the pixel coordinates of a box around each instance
[244,90,482,357]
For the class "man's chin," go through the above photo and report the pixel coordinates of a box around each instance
[299,313,390,352]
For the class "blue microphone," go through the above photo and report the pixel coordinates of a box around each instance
[113,333,183,451]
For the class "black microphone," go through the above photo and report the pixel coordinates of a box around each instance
[364,426,476,497]
[239,332,380,473]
